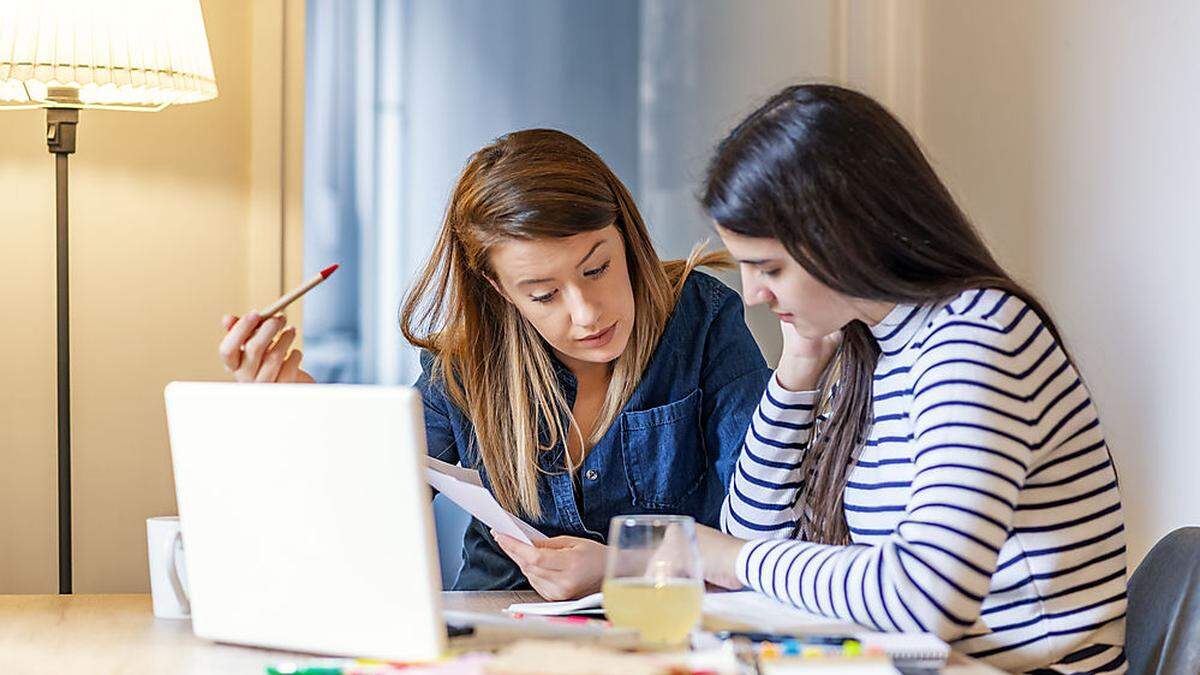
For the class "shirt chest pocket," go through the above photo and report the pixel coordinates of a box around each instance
[619,389,707,511]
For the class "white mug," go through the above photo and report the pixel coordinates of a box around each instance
[146,516,190,619]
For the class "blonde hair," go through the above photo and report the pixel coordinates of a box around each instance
[401,129,729,518]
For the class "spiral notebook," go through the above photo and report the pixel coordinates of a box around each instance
[857,631,950,669]
[703,592,949,669]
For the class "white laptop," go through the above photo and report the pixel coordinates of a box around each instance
[163,382,447,660]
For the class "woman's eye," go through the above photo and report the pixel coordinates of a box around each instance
[584,261,611,278]
[531,290,557,304]
[760,268,781,278]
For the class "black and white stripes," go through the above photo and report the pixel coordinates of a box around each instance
[720,289,1127,674]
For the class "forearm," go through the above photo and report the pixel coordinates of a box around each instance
[721,373,819,538]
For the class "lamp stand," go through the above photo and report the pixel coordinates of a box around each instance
[47,106,77,595]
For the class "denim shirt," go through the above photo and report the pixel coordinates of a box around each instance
[413,271,771,590]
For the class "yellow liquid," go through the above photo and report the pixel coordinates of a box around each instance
[602,578,703,645]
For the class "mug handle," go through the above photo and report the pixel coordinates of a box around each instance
[168,530,191,613]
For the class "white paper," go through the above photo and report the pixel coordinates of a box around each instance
[702,590,853,634]
[506,591,604,616]
[507,589,849,623]
[426,455,483,486]
[505,589,845,621]
[424,457,546,546]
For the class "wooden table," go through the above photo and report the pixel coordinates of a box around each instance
[0,593,1003,674]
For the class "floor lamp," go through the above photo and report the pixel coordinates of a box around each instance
[0,0,219,594]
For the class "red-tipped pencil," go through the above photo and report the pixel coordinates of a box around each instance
[258,264,339,317]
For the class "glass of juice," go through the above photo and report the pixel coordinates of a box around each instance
[602,515,704,648]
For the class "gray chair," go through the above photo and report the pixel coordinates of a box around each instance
[1127,527,1200,675]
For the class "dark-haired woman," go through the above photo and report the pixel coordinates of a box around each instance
[695,85,1126,674]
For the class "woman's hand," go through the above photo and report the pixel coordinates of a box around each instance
[694,524,747,590]
[493,532,607,601]
[776,320,841,392]
[218,313,315,384]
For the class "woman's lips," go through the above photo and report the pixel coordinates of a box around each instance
[578,322,617,347]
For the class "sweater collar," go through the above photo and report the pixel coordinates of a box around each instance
[868,302,927,354]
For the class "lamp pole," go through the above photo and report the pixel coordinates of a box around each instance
[1,1,218,596]
[46,89,79,594]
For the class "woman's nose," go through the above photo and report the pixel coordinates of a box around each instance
[741,270,773,306]
[568,290,602,327]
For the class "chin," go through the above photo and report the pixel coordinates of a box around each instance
[789,320,832,340]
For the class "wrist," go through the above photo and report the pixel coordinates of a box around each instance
[775,361,821,392]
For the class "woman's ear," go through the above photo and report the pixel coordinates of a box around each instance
[483,272,510,303]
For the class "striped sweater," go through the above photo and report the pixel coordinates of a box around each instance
[720,289,1127,674]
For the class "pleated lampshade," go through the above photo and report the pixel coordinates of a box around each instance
[0,0,218,109]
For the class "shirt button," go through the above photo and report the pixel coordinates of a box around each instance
[585,469,599,481]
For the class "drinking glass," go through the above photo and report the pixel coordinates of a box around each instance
[602,515,704,647]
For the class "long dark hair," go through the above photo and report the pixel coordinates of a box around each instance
[702,84,1068,545]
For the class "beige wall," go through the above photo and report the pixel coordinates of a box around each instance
[0,0,304,593]
[734,0,1199,569]
[0,107,58,594]
[912,0,1200,567]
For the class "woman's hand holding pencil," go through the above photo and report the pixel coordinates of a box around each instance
[219,313,314,383]
[217,264,337,384]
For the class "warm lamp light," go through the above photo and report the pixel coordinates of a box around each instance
[0,0,218,110]
[0,0,219,594]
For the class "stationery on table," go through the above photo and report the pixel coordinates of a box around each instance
[701,591,851,634]
[486,640,734,675]
[703,592,948,671]
[506,613,610,628]
[267,639,735,675]
[852,632,949,670]
[505,591,604,617]
[266,654,492,675]
[507,590,948,670]
[425,456,546,545]
[755,656,899,675]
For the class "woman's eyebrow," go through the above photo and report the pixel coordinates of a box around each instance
[575,241,606,268]
[517,241,608,287]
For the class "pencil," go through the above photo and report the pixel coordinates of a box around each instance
[258,263,339,318]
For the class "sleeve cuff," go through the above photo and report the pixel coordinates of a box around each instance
[766,371,821,405]
[735,539,766,590]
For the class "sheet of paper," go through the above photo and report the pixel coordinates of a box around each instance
[424,461,546,546]
[505,589,852,622]
[701,590,856,634]
[426,455,483,486]
[505,591,604,616]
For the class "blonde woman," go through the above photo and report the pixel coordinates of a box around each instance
[219,129,771,599]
